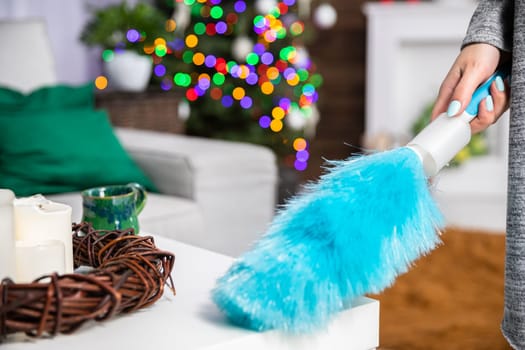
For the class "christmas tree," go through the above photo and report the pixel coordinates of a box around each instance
[153,0,325,171]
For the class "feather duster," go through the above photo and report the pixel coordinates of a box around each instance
[212,147,443,332]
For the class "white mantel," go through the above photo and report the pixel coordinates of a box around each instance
[363,2,509,232]
[363,2,478,139]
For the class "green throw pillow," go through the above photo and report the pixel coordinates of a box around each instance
[0,108,157,197]
[0,83,94,114]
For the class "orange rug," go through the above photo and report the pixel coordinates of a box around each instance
[370,228,513,350]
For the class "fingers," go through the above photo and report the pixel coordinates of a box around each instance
[431,68,461,120]
[446,64,494,117]
[470,77,510,134]
[490,76,510,115]
[470,96,493,134]
[431,65,492,120]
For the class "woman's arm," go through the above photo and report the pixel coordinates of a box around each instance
[431,0,513,134]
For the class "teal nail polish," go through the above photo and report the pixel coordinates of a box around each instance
[495,76,505,92]
[486,95,494,112]
[447,100,461,117]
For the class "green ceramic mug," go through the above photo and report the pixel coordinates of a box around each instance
[81,183,147,234]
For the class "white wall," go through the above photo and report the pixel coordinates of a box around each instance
[0,0,142,84]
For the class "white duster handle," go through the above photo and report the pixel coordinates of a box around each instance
[407,112,473,177]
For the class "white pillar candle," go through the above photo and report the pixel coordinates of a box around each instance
[15,240,65,283]
[0,189,16,280]
[14,195,73,273]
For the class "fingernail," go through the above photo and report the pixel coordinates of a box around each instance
[495,76,505,92]
[447,100,461,117]
[486,95,494,111]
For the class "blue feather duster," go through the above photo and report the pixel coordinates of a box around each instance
[212,147,444,332]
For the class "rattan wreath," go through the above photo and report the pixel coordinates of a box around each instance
[0,222,175,339]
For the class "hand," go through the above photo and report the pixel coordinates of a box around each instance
[431,43,510,134]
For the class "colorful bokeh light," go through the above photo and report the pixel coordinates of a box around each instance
[166,19,177,32]
[126,29,140,43]
[234,1,246,13]
[102,49,114,62]
[259,115,271,128]
[156,0,322,171]
[154,64,166,77]
[95,76,108,90]
[293,138,308,151]
[185,34,199,48]
[221,95,234,107]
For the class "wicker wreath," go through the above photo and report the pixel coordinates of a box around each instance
[0,222,175,338]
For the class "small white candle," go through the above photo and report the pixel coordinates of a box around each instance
[15,240,65,283]
[14,195,73,273]
[0,189,16,280]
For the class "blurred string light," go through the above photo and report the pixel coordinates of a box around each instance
[172,0,321,171]
[98,0,323,171]
[95,75,108,90]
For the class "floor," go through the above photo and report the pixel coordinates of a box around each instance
[371,228,511,350]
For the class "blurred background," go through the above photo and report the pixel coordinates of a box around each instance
[1,0,503,222]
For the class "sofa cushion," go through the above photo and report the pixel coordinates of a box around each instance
[116,128,278,256]
[0,83,94,113]
[0,108,156,196]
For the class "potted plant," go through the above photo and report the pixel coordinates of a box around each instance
[80,2,173,92]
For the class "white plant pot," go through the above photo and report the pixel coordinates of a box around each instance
[104,51,152,92]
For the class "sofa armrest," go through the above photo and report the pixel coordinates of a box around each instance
[115,128,278,256]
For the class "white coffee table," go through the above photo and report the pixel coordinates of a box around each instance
[2,235,379,350]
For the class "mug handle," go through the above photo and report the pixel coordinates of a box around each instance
[128,182,147,215]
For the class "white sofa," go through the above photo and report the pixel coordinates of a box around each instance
[0,19,278,257]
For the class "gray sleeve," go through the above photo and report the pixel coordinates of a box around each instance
[462,0,514,52]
